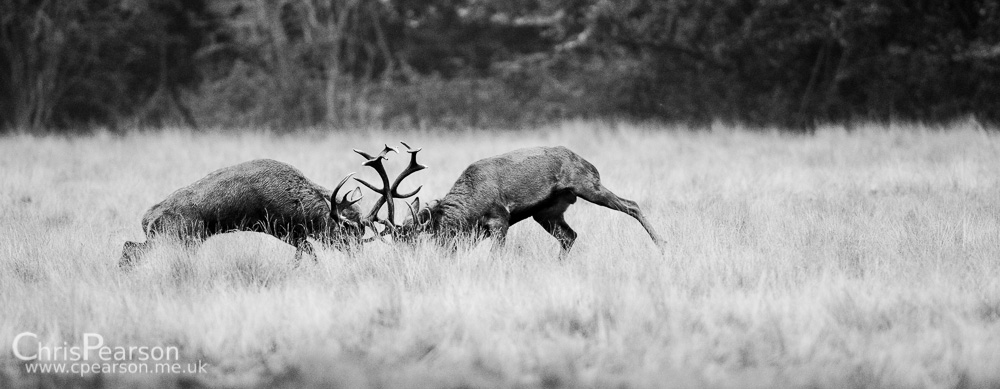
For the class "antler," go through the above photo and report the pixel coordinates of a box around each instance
[353,144,398,222]
[354,141,427,228]
[405,197,420,223]
[330,172,362,221]
[394,142,427,199]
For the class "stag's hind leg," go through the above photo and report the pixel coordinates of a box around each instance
[531,191,578,257]
[119,241,151,268]
[576,184,665,249]
[534,215,577,258]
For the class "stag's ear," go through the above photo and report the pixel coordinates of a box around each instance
[414,199,437,227]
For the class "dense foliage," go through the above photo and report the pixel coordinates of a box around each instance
[2,0,998,132]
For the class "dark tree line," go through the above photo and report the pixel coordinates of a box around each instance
[2,0,998,132]
[0,0,214,131]
[602,0,1000,127]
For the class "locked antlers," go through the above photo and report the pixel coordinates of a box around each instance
[354,141,427,230]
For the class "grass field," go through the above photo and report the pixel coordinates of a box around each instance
[2,121,1000,388]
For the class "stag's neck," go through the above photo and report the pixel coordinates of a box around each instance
[436,195,465,215]
[432,194,474,229]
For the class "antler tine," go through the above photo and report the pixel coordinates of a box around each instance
[353,149,374,160]
[330,172,355,211]
[344,187,362,206]
[353,144,397,161]
[405,197,420,222]
[400,141,421,155]
[360,220,391,243]
[374,144,399,160]
[389,141,427,199]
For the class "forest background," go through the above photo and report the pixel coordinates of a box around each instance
[2,0,999,133]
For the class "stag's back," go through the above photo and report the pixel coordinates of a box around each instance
[141,159,332,236]
[440,146,600,218]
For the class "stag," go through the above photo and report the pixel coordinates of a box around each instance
[119,159,365,267]
[401,146,665,257]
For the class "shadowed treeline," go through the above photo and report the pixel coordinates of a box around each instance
[2,0,999,132]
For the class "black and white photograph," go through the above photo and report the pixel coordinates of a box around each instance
[2,0,999,388]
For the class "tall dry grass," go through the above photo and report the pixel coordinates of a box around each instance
[1,121,1000,388]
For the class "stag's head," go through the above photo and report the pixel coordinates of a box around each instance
[399,197,438,238]
[353,141,427,241]
[329,173,366,240]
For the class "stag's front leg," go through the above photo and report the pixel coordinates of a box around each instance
[293,239,317,262]
[483,216,510,253]
[287,229,318,263]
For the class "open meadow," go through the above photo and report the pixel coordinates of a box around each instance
[2,121,1000,388]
